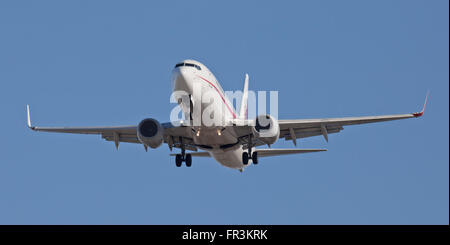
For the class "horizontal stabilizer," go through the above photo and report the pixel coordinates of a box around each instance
[254,148,327,157]
[170,152,210,157]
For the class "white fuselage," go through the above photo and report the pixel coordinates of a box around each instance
[172,59,251,169]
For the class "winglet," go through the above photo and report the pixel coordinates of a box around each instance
[26,105,35,130]
[413,91,429,118]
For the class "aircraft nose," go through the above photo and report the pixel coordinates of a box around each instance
[172,67,191,91]
[172,66,188,82]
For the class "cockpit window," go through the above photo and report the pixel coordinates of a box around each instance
[174,62,201,70]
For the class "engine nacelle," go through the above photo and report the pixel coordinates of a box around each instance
[251,114,280,145]
[137,118,164,149]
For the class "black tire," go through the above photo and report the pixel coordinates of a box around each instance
[175,154,183,167]
[242,152,249,165]
[252,152,258,165]
[185,154,192,167]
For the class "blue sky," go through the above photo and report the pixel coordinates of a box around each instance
[0,0,448,224]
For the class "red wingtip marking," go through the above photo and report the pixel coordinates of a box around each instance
[413,91,429,117]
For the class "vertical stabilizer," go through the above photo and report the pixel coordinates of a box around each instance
[239,74,249,119]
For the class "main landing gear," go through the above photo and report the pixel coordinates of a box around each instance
[242,152,258,165]
[242,135,258,165]
[175,147,192,167]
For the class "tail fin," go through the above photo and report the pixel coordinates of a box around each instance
[239,73,249,119]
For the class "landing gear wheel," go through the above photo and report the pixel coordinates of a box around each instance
[252,152,258,165]
[185,154,192,167]
[242,152,249,165]
[175,154,183,167]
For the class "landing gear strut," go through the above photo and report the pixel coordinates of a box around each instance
[175,141,192,167]
[175,153,192,167]
[242,151,258,165]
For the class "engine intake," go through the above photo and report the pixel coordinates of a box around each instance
[137,118,164,148]
[251,114,280,145]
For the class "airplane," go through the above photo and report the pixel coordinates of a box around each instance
[26,59,428,172]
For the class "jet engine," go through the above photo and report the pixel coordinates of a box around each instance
[251,114,280,145]
[137,118,164,149]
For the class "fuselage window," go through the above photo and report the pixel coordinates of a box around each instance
[174,63,201,71]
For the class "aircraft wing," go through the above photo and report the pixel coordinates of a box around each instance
[236,93,428,147]
[26,105,197,151]
[279,113,420,143]
[279,93,428,144]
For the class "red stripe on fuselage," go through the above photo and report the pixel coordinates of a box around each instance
[197,75,237,119]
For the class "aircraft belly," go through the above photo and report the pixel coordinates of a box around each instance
[210,148,244,169]
[193,128,237,145]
